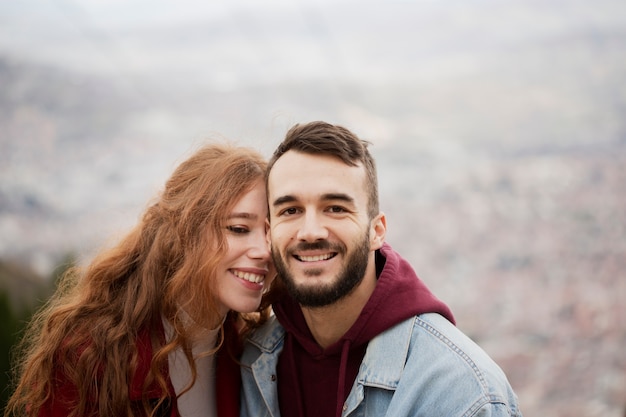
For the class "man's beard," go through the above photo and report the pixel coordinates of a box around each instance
[272,230,371,308]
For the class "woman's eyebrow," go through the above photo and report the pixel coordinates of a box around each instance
[227,212,258,220]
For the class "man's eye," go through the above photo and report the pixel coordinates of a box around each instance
[226,225,248,234]
[279,207,299,216]
[328,206,346,213]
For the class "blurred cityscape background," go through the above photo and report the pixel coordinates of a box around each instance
[1,0,625,415]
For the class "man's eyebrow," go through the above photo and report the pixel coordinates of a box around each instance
[272,193,355,207]
[272,195,297,207]
[321,193,354,204]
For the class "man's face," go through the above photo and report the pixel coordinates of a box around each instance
[267,150,379,307]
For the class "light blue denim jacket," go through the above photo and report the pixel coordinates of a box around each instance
[241,313,522,417]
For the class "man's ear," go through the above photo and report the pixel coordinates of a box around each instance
[369,212,387,250]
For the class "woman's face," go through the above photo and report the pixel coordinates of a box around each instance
[215,179,273,317]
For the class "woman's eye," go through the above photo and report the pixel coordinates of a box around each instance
[226,225,248,234]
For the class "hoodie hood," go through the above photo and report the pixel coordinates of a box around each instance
[273,242,455,417]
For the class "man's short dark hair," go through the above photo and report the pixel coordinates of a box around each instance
[268,121,379,219]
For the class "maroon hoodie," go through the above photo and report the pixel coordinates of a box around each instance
[273,243,455,417]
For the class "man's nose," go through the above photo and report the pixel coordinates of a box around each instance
[296,212,329,242]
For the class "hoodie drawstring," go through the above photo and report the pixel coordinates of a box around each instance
[287,333,306,417]
[335,340,351,417]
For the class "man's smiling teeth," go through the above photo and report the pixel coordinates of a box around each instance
[297,253,334,262]
[233,270,264,283]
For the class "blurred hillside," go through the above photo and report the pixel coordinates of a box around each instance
[383,148,626,415]
[0,259,59,412]
[1,1,625,415]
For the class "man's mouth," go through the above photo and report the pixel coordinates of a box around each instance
[232,270,265,284]
[294,252,337,262]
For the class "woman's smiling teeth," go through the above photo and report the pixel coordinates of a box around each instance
[232,270,264,284]
[296,253,336,262]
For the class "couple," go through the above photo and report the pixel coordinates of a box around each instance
[6,121,522,417]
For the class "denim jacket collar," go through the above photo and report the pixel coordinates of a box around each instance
[246,315,416,417]
[248,316,285,353]
[343,317,414,415]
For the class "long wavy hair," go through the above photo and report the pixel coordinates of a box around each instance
[5,143,273,417]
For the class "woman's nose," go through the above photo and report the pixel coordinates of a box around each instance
[248,229,271,260]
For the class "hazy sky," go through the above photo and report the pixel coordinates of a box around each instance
[1,0,625,270]
[3,0,624,85]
